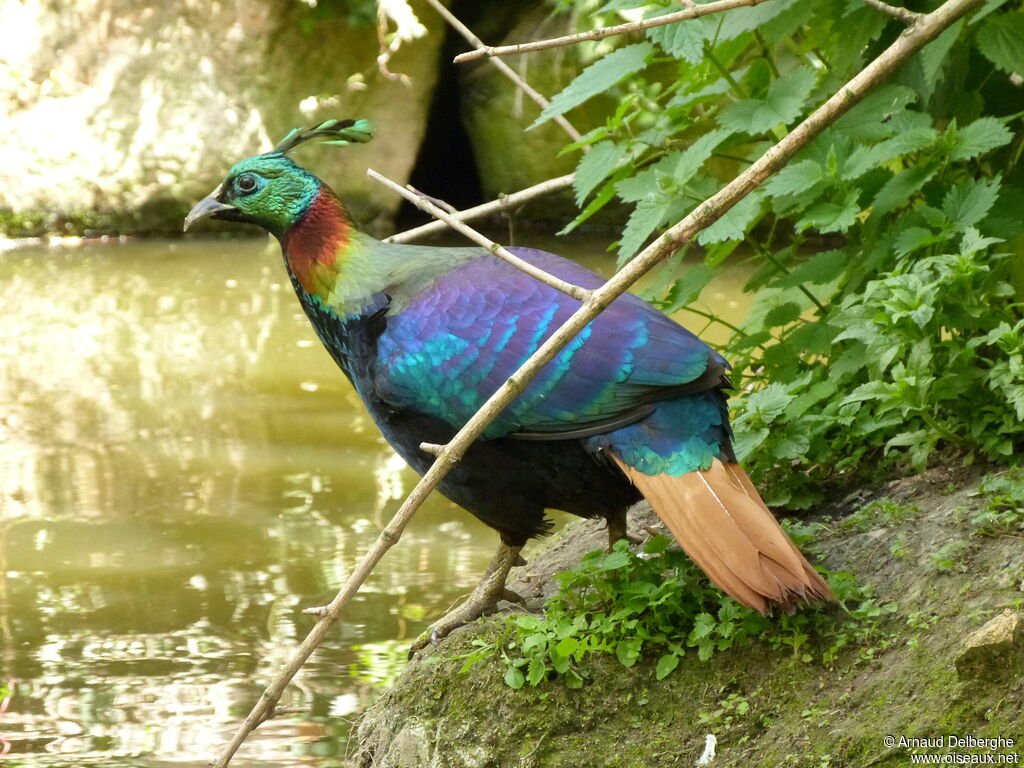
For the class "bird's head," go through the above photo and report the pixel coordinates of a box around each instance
[183,119,373,238]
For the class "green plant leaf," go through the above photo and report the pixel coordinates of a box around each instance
[574,141,629,205]
[976,13,1024,74]
[919,20,963,90]
[797,190,861,234]
[618,198,674,263]
[662,264,714,311]
[942,177,1001,230]
[646,11,706,64]
[698,190,765,244]
[833,84,917,142]
[763,159,824,197]
[504,666,525,689]
[655,653,680,680]
[871,165,937,216]
[675,128,733,186]
[529,43,654,130]
[715,0,801,40]
[777,249,847,287]
[719,67,817,135]
[949,117,1014,162]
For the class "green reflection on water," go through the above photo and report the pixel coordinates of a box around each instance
[0,234,750,767]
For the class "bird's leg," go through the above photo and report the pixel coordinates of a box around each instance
[409,542,525,655]
[606,508,642,550]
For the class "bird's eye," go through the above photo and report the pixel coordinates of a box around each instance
[236,173,258,193]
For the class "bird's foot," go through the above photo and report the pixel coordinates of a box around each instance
[409,543,524,656]
[606,510,642,550]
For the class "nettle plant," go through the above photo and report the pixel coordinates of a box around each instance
[455,536,893,687]
[541,0,1023,506]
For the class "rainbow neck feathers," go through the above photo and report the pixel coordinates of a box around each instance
[279,186,478,319]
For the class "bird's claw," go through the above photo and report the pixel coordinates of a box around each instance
[407,588,528,658]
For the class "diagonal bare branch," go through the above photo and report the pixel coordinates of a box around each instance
[862,0,922,23]
[369,169,592,302]
[386,174,575,244]
[424,0,584,142]
[209,0,986,764]
[454,0,773,63]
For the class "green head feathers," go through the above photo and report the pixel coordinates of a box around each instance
[183,119,374,236]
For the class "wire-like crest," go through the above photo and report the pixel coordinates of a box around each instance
[266,119,374,156]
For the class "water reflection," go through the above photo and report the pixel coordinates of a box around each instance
[0,237,496,767]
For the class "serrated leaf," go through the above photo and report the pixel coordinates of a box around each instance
[842,127,938,180]
[663,264,714,312]
[617,153,680,203]
[647,11,706,64]
[698,190,764,245]
[920,20,963,90]
[618,198,673,263]
[871,165,937,216]
[779,249,848,286]
[559,175,619,236]
[797,190,861,234]
[530,43,654,130]
[960,226,1003,254]
[764,159,824,197]
[733,426,769,461]
[715,0,800,41]
[976,14,1024,74]
[949,117,1014,161]
[675,128,733,186]
[574,141,628,205]
[763,301,803,327]
[894,226,948,256]
[744,381,796,421]
[719,67,817,135]
[942,177,1000,229]
[656,653,681,680]
[833,84,918,142]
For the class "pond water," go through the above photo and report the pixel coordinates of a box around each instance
[0,232,752,767]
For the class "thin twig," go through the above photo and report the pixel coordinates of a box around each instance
[406,184,459,214]
[419,442,450,459]
[369,169,593,303]
[862,0,923,23]
[454,0,773,63]
[209,1,984,764]
[424,0,583,142]
[387,174,575,244]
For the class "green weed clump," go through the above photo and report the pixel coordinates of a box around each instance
[970,467,1024,535]
[458,537,895,688]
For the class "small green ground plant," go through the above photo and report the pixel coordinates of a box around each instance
[456,536,896,688]
[970,466,1024,534]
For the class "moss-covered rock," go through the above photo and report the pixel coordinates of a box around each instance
[0,0,448,237]
[357,470,1024,767]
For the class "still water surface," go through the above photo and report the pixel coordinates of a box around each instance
[0,233,751,767]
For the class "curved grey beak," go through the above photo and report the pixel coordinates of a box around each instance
[183,186,236,231]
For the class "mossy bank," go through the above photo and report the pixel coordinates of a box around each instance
[357,468,1024,767]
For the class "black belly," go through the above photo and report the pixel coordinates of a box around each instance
[293,285,640,545]
[373,404,641,546]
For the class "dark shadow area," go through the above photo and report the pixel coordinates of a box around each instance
[397,8,485,229]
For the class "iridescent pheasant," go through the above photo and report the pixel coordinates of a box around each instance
[184,120,832,646]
